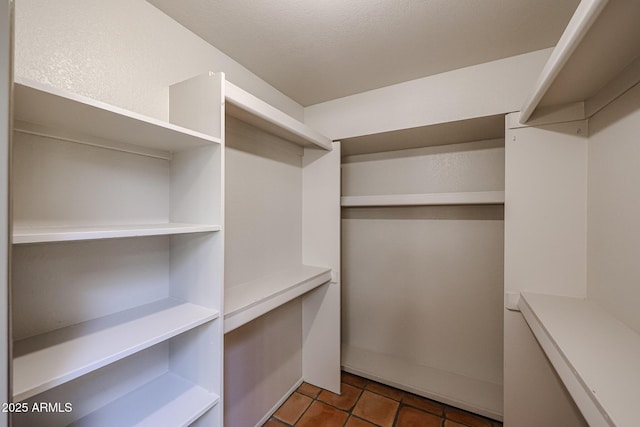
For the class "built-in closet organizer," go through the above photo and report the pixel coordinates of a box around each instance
[222,82,341,427]
[506,1,640,426]
[340,114,505,421]
[10,73,225,426]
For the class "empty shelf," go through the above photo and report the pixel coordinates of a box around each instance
[224,265,332,333]
[13,299,219,401]
[13,78,221,154]
[342,345,503,421]
[520,0,640,123]
[341,191,505,207]
[519,292,640,427]
[225,82,333,151]
[13,223,221,244]
[71,372,219,427]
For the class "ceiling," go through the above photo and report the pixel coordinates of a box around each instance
[148,0,579,107]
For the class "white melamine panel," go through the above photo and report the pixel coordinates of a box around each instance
[13,343,169,427]
[12,237,170,340]
[342,206,504,386]
[521,0,640,122]
[225,116,302,287]
[224,265,331,333]
[588,82,640,333]
[520,292,640,427]
[504,115,589,427]
[302,143,341,393]
[13,298,218,401]
[13,223,220,244]
[0,1,10,425]
[71,373,218,427]
[13,132,170,227]
[225,82,332,151]
[13,79,220,151]
[341,191,505,207]
[224,301,302,427]
[342,139,504,197]
[343,345,503,421]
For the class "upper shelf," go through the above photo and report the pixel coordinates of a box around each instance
[225,82,333,151]
[341,191,505,207]
[519,292,640,427]
[519,0,640,124]
[13,78,221,156]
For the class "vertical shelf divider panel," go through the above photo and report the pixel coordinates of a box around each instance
[301,143,341,394]
[0,3,10,426]
[10,73,225,426]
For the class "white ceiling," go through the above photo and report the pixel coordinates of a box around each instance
[149,0,579,107]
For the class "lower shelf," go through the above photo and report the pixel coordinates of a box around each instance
[70,372,219,427]
[12,222,221,244]
[13,299,219,401]
[342,345,503,421]
[519,292,640,427]
[224,265,332,333]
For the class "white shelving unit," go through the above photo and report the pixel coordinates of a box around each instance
[341,191,505,207]
[224,265,331,333]
[223,81,341,426]
[11,74,225,426]
[519,292,640,427]
[518,0,640,125]
[340,118,505,420]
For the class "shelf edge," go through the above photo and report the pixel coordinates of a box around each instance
[519,0,609,124]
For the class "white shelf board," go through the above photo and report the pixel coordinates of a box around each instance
[71,372,219,427]
[13,78,221,153]
[342,345,503,421]
[520,0,640,123]
[519,292,640,427]
[13,223,221,244]
[13,299,219,402]
[224,265,332,333]
[341,191,505,207]
[225,82,333,151]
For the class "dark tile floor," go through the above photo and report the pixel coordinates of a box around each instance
[264,371,503,427]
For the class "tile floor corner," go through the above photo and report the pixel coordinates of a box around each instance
[264,371,503,427]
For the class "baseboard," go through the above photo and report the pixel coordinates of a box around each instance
[254,377,304,427]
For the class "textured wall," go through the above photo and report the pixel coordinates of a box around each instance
[14,0,303,121]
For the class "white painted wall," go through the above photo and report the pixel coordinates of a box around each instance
[304,49,552,140]
[13,0,303,121]
[587,82,640,333]
[504,115,588,427]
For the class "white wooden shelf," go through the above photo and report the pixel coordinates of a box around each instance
[13,298,219,402]
[13,78,221,155]
[13,223,221,244]
[224,265,332,333]
[71,372,219,427]
[342,345,503,421]
[519,0,640,124]
[519,292,640,427]
[225,82,333,151]
[341,191,505,207]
